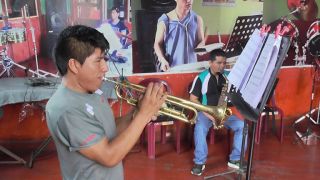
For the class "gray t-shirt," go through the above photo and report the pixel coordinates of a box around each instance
[46,84,123,180]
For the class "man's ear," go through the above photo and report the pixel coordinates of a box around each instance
[68,59,80,74]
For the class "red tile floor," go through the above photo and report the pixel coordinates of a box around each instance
[1,121,320,180]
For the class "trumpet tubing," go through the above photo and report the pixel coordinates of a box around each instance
[104,77,232,125]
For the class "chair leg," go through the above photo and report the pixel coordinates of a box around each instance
[140,128,145,146]
[279,115,284,143]
[255,116,264,144]
[227,129,231,156]
[209,127,215,145]
[264,114,269,133]
[189,125,195,148]
[175,121,181,154]
[147,123,155,159]
[161,126,167,144]
[271,112,277,134]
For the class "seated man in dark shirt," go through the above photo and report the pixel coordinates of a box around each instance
[189,49,247,176]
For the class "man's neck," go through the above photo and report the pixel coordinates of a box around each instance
[62,75,87,94]
[175,8,189,20]
[112,19,120,24]
[209,68,219,76]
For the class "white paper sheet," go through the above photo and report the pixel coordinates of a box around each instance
[227,29,266,90]
[241,34,282,108]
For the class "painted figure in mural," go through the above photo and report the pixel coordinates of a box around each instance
[96,5,133,76]
[154,0,205,72]
[46,25,166,180]
[108,6,129,47]
[189,49,247,176]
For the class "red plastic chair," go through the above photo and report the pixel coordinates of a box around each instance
[138,78,176,159]
[255,89,284,144]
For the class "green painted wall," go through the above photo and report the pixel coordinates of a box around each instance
[131,0,263,40]
[193,0,263,35]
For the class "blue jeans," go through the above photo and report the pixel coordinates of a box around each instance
[193,112,247,165]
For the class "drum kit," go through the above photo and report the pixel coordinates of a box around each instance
[277,18,319,66]
[280,0,319,66]
[0,4,58,78]
[306,20,320,57]
[0,27,26,77]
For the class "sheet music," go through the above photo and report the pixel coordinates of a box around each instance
[227,29,266,89]
[241,34,282,108]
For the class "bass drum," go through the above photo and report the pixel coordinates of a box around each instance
[306,20,320,57]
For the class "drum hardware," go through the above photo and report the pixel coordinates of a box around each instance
[305,20,320,57]
[293,40,306,66]
[276,18,305,66]
[293,58,320,145]
[0,47,15,77]
[0,4,59,78]
[0,46,58,78]
[24,4,40,78]
[293,19,320,144]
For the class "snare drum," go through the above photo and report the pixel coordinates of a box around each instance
[6,28,26,43]
[306,20,320,57]
[0,31,7,45]
[280,19,299,39]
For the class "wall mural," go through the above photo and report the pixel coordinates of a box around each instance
[132,0,264,74]
[0,0,266,77]
[0,0,132,78]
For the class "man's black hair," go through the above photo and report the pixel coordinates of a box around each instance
[111,6,120,13]
[54,25,109,76]
[209,49,226,61]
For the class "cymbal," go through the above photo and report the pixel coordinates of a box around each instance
[287,0,318,21]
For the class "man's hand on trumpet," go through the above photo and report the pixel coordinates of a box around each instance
[135,82,168,123]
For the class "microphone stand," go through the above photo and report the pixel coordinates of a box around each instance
[24,4,39,78]
[293,58,320,145]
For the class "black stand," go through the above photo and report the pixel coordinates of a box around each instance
[0,145,27,166]
[293,58,320,145]
[204,33,290,179]
[28,136,52,168]
[225,14,263,58]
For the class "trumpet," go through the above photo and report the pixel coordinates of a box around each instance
[104,77,232,126]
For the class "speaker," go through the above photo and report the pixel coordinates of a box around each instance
[141,0,176,11]
[45,0,68,33]
[41,0,68,57]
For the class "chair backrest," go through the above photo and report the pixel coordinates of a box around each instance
[139,78,172,123]
[139,78,172,94]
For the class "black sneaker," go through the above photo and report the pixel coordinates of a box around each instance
[227,160,247,169]
[191,164,205,176]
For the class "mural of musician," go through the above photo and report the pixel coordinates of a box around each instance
[0,0,132,78]
[96,5,133,77]
[134,0,264,73]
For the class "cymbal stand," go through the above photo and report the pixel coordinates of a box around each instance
[293,58,320,144]
[0,46,58,78]
[0,46,15,77]
[24,4,39,77]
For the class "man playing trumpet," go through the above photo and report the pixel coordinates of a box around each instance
[46,25,167,180]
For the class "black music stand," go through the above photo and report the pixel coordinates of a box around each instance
[204,33,291,180]
[225,14,263,58]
